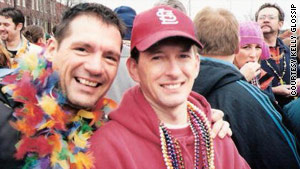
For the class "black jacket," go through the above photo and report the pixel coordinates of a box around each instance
[193,57,300,169]
[0,84,23,169]
[261,38,300,107]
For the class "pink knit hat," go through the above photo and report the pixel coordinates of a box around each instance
[239,21,270,60]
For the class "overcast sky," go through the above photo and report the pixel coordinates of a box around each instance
[77,0,299,30]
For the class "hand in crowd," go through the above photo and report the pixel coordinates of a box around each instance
[211,108,232,139]
[239,62,261,82]
[272,85,292,97]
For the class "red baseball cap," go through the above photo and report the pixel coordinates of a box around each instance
[130,5,203,52]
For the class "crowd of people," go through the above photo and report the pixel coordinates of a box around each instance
[0,0,299,169]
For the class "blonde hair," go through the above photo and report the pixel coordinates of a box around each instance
[193,7,239,56]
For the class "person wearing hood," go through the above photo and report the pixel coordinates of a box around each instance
[192,7,300,169]
[234,21,275,100]
[90,5,249,169]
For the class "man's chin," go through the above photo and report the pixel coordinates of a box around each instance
[66,99,95,111]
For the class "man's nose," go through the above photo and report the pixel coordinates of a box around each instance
[85,54,105,75]
[165,59,181,77]
[0,25,4,30]
[262,17,270,23]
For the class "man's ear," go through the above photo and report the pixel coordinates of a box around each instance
[37,37,45,44]
[16,23,23,31]
[278,21,284,29]
[126,57,140,83]
[193,53,200,79]
[44,37,58,64]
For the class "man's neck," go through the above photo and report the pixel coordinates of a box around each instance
[62,104,80,115]
[202,54,235,63]
[263,32,278,47]
[144,97,188,126]
[5,35,21,51]
[156,104,188,126]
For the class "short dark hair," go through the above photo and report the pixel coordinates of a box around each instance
[0,7,25,30]
[255,3,285,22]
[54,3,126,46]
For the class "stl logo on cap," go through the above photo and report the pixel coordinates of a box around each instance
[156,8,178,25]
[130,5,203,51]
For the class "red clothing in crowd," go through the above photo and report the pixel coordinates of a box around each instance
[90,86,250,169]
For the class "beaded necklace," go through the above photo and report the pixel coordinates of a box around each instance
[159,102,215,169]
[265,54,286,85]
[250,76,260,88]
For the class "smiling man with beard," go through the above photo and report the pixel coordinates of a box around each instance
[0,8,42,68]
[0,3,125,168]
[255,3,300,107]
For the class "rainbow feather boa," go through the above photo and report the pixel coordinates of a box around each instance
[1,52,117,169]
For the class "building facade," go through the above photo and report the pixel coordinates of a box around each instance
[0,0,67,33]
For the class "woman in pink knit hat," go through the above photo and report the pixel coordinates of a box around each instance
[234,21,275,98]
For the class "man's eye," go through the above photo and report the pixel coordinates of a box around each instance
[258,16,266,20]
[180,54,190,58]
[75,48,86,52]
[151,56,161,60]
[105,56,117,62]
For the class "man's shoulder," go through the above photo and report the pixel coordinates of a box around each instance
[207,79,246,95]
[276,38,290,52]
[206,80,260,106]
[91,121,124,140]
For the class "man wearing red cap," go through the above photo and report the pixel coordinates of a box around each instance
[90,6,249,169]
